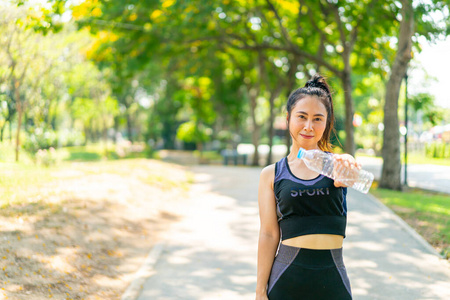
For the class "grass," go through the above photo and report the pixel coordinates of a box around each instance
[356,151,450,166]
[0,143,150,207]
[371,187,450,259]
[401,153,450,166]
[193,150,223,164]
[0,162,56,207]
[49,143,150,162]
[58,145,119,161]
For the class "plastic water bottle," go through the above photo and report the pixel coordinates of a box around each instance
[297,148,374,194]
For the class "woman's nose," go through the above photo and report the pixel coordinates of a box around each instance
[304,119,313,131]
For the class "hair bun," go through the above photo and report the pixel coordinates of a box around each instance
[305,81,320,88]
[304,74,332,99]
[305,74,325,89]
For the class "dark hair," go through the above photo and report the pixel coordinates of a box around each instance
[286,74,335,152]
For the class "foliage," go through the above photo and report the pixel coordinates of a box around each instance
[15,0,66,34]
[409,93,443,126]
[353,74,385,154]
[3,0,450,170]
[0,4,124,163]
[22,128,58,153]
[35,147,57,167]
[176,121,211,144]
[0,142,33,163]
[22,128,85,154]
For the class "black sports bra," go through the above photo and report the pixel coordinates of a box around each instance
[274,157,348,240]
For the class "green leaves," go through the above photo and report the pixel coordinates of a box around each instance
[8,0,450,158]
[176,121,211,144]
[409,93,443,126]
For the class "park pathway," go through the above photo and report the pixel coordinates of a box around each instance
[356,156,450,194]
[137,165,450,300]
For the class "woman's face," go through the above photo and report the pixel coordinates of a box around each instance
[288,96,328,149]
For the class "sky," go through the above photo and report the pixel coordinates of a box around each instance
[409,37,450,109]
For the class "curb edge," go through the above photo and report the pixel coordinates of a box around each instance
[365,192,446,260]
[120,242,165,300]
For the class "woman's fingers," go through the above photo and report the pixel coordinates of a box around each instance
[335,154,361,170]
[333,154,362,186]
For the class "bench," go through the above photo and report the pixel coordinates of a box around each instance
[220,149,248,166]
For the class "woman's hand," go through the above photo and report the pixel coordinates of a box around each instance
[333,154,361,188]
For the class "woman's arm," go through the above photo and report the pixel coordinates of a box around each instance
[256,165,280,299]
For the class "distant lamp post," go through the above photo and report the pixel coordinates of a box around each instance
[404,73,408,187]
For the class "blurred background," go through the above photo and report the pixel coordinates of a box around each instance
[1,1,450,299]
[0,0,449,173]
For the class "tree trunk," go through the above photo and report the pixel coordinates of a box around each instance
[197,141,203,163]
[114,115,120,144]
[266,87,282,166]
[249,88,261,166]
[24,111,29,133]
[285,127,291,157]
[15,89,22,162]
[266,93,276,166]
[126,112,133,143]
[341,69,355,155]
[103,117,108,154]
[380,0,414,190]
[84,127,89,145]
[284,86,294,157]
[9,118,12,143]
[0,115,9,142]
[284,58,299,157]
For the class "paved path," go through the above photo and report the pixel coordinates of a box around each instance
[356,156,450,194]
[137,165,450,300]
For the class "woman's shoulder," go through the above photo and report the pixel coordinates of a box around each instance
[260,163,276,182]
[261,163,276,173]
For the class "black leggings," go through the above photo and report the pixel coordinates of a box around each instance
[268,243,352,300]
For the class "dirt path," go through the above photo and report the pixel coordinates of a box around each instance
[0,159,190,300]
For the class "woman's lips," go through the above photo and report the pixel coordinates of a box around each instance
[300,134,314,139]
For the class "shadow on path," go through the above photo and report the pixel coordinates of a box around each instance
[345,189,450,299]
[138,165,450,300]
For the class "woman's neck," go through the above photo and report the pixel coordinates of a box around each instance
[288,143,320,161]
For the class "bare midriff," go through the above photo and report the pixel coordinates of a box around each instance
[281,234,344,249]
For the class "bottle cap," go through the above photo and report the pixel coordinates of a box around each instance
[297,148,306,159]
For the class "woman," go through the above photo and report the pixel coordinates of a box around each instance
[256,74,359,300]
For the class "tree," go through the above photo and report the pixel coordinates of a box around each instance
[175,76,215,154]
[207,0,400,156]
[1,3,122,159]
[380,0,450,190]
[25,0,450,175]
[380,0,414,190]
[0,6,41,161]
[69,0,252,151]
